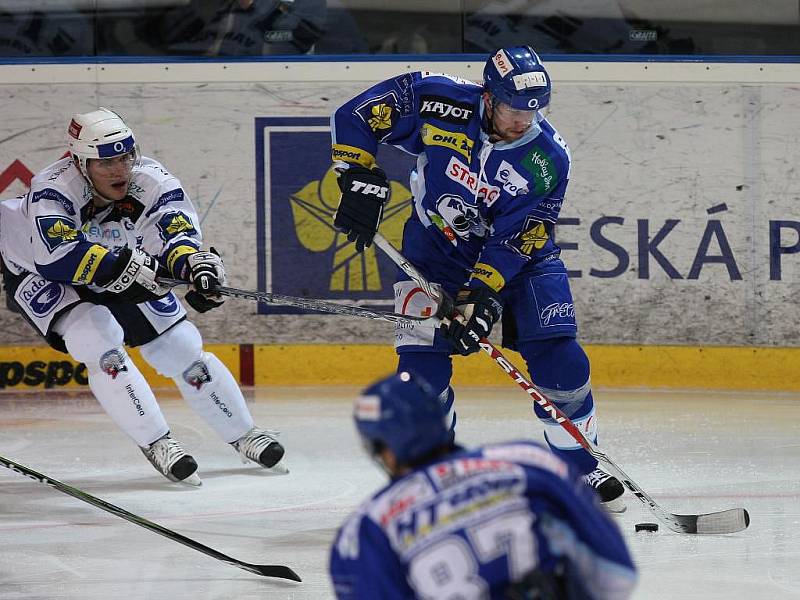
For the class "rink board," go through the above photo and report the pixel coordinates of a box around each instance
[0,344,797,392]
[0,61,798,351]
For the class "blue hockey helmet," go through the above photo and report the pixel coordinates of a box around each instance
[483,46,551,110]
[354,372,450,466]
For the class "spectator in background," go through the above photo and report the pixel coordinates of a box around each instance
[146,0,327,56]
[464,0,694,54]
[0,6,93,57]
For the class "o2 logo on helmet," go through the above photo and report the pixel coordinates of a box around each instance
[527,98,540,109]
[145,292,180,316]
[97,135,135,158]
[18,277,65,318]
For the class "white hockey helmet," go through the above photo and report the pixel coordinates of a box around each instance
[67,107,139,175]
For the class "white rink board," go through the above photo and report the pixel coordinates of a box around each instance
[0,62,797,347]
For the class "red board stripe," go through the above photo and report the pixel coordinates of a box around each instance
[239,344,254,387]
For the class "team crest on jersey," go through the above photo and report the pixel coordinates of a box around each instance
[31,188,76,215]
[521,146,557,195]
[354,91,399,141]
[157,211,197,242]
[145,293,180,317]
[145,188,184,217]
[18,278,64,317]
[430,193,485,244]
[506,216,549,257]
[36,215,82,253]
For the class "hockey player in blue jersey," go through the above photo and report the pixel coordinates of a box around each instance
[330,46,624,509]
[0,108,285,484]
[329,371,637,599]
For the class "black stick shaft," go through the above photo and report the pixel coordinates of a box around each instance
[0,455,301,581]
[158,278,441,327]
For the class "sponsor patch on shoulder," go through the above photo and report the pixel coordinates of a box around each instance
[354,91,399,141]
[156,211,197,241]
[31,188,76,216]
[145,188,185,217]
[36,215,82,253]
[506,216,549,257]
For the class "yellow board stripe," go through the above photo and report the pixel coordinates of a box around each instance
[0,344,797,392]
[72,244,109,284]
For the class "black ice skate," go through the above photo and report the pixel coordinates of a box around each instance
[141,434,201,486]
[232,427,287,473]
[585,468,626,513]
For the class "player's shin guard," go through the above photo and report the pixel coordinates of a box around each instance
[520,338,599,474]
[138,321,255,442]
[175,351,255,441]
[533,380,598,474]
[57,304,170,447]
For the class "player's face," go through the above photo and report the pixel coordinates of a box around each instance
[86,151,135,202]
[487,98,537,142]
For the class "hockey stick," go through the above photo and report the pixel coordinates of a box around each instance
[0,454,302,581]
[372,232,750,535]
[159,278,441,328]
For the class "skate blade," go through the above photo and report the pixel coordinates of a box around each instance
[602,497,626,513]
[178,472,202,487]
[265,461,289,475]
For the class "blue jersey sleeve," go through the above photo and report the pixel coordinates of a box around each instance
[330,513,413,600]
[330,72,424,169]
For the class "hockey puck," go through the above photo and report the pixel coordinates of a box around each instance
[635,522,659,532]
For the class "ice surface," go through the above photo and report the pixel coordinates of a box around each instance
[1,387,798,599]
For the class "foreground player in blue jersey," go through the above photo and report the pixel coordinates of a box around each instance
[0,108,285,484]
[330,46,624,509]
[330,372,637,599]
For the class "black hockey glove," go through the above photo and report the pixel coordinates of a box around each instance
[97,247,172,304]
[334,165,391,252]
[185,247,225,312]
[442,287,503,356]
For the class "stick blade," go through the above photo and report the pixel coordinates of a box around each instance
[244,563,302,581]
[666,508,750,535]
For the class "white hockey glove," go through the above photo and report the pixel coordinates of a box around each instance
[185,247,226,313]
[98,247,172,304]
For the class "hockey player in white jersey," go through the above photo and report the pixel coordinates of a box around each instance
[0,108,285,484]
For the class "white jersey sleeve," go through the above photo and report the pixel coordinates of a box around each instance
[128,157,203,278]
[5,157,112,285]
